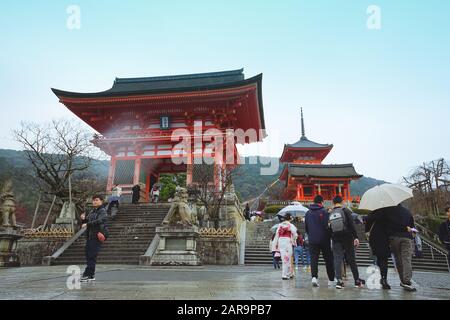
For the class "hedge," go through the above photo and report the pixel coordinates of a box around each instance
[264,205,285,214]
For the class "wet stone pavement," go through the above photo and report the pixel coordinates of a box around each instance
[0,265,449,300]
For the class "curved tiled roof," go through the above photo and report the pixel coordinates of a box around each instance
[286,136,332,149]
[286,163,362,178]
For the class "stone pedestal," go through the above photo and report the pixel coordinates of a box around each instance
[0,227,23,267]
[52,202,76,230]
[151,225,201,266]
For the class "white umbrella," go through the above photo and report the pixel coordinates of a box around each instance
[359,183,413,211]
[276,203,309,218]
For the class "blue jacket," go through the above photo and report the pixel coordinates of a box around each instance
[305,204,331,245]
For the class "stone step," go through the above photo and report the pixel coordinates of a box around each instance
[53,204,169,265]
[61,251,146,258]
[53,259,139,265]
[65,240,153,247]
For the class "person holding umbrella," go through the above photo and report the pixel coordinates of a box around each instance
[273,213,297,280]
[365,209,391,289]
[359,183,416,292]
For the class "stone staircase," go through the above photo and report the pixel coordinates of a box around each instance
[244,221,450,272]
[53,203,170,265]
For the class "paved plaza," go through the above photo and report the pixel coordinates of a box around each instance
[1,265,450,300]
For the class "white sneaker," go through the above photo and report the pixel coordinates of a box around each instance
[328,279,336,286]
[312,277,319,287]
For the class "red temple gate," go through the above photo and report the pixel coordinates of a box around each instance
[52,69,266,200]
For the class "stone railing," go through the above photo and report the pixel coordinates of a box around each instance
[22,226,73,239]
[199,227,236,238]
[415,222,446,249]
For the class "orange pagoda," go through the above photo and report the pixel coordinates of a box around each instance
[279,108,362,203]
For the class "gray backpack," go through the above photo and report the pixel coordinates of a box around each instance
[329,207,347,234]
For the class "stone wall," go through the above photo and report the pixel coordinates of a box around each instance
[17,238,65,266]
[197,237,239,265]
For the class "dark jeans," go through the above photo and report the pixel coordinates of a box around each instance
[310,242,335,281]
[376,255,389,279]
[84,239,102,277]
[332,240,360,281]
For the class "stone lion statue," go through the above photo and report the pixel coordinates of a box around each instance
[0,180,17,227]
[162,186,194,226]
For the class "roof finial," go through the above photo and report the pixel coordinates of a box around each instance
[301,107,306,138]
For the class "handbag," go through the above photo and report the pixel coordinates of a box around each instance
[97,232,106,242]
[365,221,376,240]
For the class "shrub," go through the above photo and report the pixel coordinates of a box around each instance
[351,207,371,216]
[264,205,285,215]
[422,216,446,234]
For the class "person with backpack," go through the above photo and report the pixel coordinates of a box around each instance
[273,213,297,280]
[329,196,366,289]
[80,195,109,282]
[305,195,335,287]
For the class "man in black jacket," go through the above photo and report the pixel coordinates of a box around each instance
[385,204,416,292]
[330,196,365,289]
[305,195,335,287]
[438,206,450,265]
[80,195,108,282]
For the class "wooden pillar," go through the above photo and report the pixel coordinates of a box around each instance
[186,140,194,185]
[296,184,301,200]
[145,172,151,202]
[318,183,322,195]
[133,158,141,185]
[107,156,116,192]
[346,182,351,201]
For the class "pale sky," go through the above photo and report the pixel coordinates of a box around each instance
[1,1,449,183]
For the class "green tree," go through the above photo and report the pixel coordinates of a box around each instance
[158,173,186,201]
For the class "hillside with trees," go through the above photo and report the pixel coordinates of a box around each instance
[0,149,386,226]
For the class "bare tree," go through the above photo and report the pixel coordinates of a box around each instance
[13,119,105,214]
[188,164,238,228]
[403,158,450,217]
